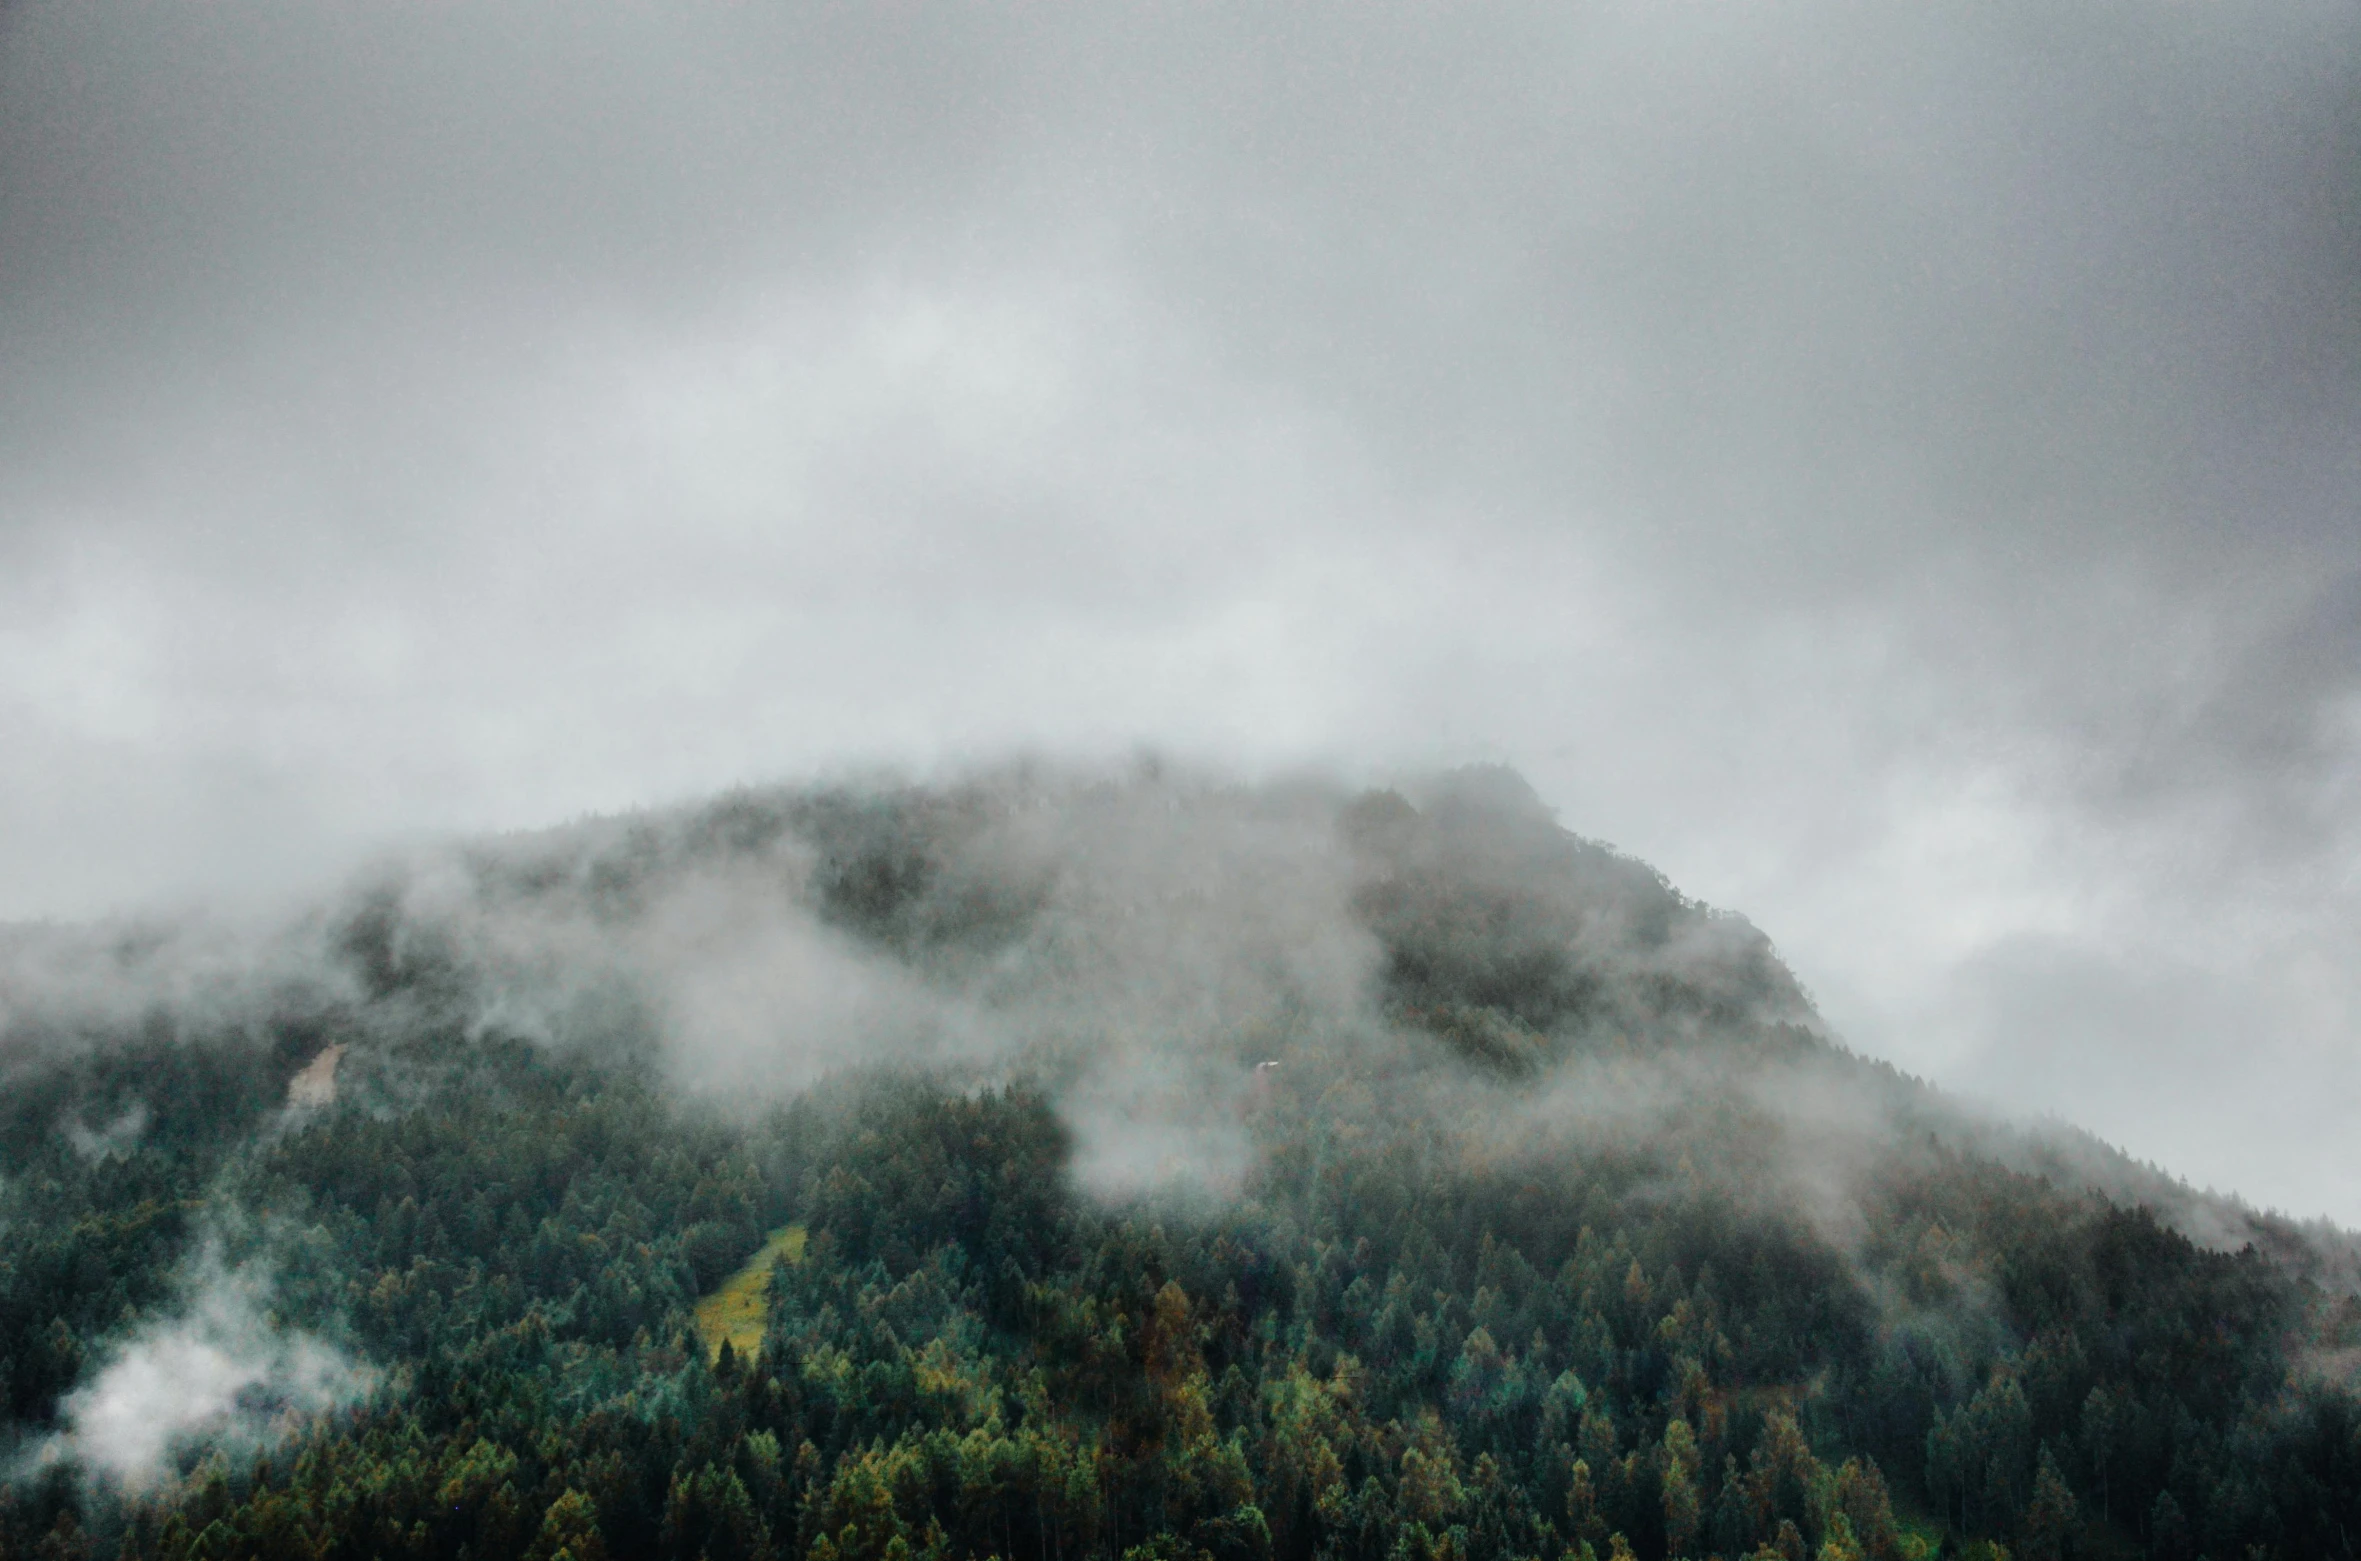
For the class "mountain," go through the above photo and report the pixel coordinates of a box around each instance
[0,764,2353,1561]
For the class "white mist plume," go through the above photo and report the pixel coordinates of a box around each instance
[38,1248,373,1491]
[0,911,356,1068]
[984,774,1379,1197]
[62,1102,149,1161]
[345,766,1388,1197]
[388,829,960,1095]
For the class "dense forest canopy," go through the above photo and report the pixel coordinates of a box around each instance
[0,765,2355,1561]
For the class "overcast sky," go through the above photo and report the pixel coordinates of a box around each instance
[3,1,2357,1219]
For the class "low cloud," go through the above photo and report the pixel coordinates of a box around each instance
[376,827,958,1097]
[0,911,355,1068]
[352,769,1371,1201]
[36,1248,373,1492]
[62,1101,147,1162]
[4,760,2342,1261]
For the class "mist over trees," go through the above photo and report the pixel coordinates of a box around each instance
[0,766,2355,1561]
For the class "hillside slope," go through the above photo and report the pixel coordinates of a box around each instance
[0,765,2353,1561]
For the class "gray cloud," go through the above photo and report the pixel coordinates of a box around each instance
[1,2,2356,1217]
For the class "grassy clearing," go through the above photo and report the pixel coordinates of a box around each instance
[692,1224,806,1364]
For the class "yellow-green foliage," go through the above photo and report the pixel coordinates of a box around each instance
[693,1224,806,1363]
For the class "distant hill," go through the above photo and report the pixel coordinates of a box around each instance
[0,764,2353,1561]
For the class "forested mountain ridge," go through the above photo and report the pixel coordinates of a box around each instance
[0,766,2354,1561]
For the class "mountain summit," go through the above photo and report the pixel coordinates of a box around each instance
[1,766,2353,1560]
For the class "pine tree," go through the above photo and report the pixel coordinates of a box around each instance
[2020,1447,2077,1561]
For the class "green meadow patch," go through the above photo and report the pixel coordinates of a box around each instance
[692,1223,806,1363]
